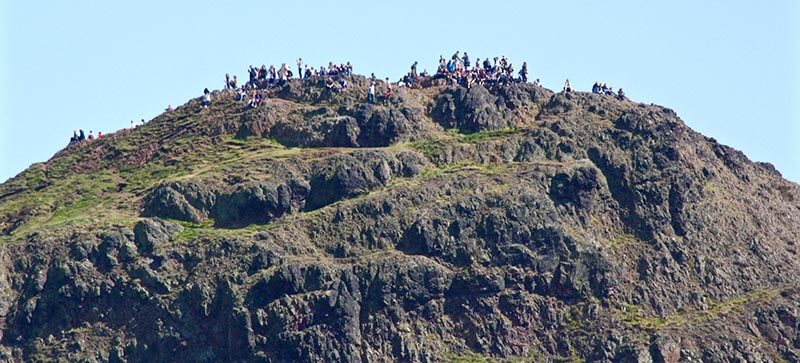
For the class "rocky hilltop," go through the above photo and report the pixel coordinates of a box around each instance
[0,75,798,363]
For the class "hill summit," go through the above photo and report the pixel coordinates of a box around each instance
[1,73,799,363]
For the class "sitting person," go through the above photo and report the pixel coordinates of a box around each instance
[254,93,264,107]
[326,78,338,92]
[617,88,626,100]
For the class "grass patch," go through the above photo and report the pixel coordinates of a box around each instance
[619,287,783,331]
[441,352,536,363]
[461,127,520,143]
[776,183,795,202]
[409,127,521,158]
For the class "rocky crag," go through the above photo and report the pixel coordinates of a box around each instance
[0,75,798,363]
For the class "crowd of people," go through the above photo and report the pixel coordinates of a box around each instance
[201,53,629,109]
[67,118,150,144]
[426,51,531,87]
[68,53,631,145]
[592,82,625,100]
[69,129,102,143]
[224,61,354,92]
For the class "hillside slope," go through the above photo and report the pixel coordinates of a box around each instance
[1,75,799,363]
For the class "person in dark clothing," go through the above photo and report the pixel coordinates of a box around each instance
[79,129,86,141]
[462,52,470,70]
[296,58,303,80]
[519,62,529,83]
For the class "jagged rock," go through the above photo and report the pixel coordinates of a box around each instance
[549,165,601,212]
[650,335,681,363]
[93,229,134,271]
[212,180,310,228]
[338,102,424,147]
[141,181,216,223]
[1,78,799,363]
[615,345,653,363]
[430,85,508,133]
[305,151,425,211]
[128,262,171,295]
[133,218,184,254]
[270,112,361,148]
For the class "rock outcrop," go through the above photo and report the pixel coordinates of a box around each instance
[0,75,798,363]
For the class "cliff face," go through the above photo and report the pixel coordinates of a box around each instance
[0,75,798,363]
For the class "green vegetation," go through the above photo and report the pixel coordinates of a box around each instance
[619,287,780,331]
[408,127,521,158]
[442,352,537,363]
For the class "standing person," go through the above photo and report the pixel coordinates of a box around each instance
[248,66,257,84]
[462,52,470,70]
[225,73,231,89]
[278,64,289,81]
[297,58,304,80]
[411,61,418,78]
[384,78,393,101]
[368,82,376,104]
[519,62,529,83]
[563,79,572,93]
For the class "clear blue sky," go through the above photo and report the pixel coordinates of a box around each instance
[2,1,798,182]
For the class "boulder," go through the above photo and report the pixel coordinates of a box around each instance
[430,85,508,133]
[212,180,310,228]
[141,181,216,223]
[133,218,184,254]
